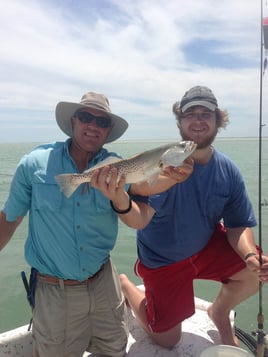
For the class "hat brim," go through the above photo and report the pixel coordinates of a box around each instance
[55,102,128,143]
[181,100,216,113]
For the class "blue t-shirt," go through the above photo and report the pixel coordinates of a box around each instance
[3,139,125,280]
[135,149,256,268]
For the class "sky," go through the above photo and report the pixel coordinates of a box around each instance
[0,0,268,143]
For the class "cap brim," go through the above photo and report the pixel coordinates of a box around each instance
[55,102,128,143]
[181,100,216,113]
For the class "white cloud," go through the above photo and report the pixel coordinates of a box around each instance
[0,0,267,142]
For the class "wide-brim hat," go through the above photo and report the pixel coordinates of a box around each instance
[55,92,128,143]
[179,85,218,112]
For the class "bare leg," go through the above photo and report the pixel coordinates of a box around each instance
[120,274,182,348]
[207,268,259,346]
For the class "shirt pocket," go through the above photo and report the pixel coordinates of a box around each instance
[91,188,111,213]
[205,192,229,222]
[32,175,62,211]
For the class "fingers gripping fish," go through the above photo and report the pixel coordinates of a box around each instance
[55,141,196,198]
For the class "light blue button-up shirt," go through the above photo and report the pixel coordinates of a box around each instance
[3,139,125,280]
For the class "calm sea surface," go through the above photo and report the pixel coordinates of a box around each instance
[0,139,268,348]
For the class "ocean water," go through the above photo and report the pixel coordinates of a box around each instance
[0,138,268,348]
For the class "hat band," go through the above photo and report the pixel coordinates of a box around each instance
[80,99,111,113]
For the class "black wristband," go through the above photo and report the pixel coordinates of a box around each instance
[244,252,257,261]
[110,196,132,214]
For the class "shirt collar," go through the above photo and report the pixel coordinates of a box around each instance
[64,138,109,168]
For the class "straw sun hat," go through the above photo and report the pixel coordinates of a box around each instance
[55,92,128,143]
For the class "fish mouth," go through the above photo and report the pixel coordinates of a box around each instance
[158,140,196,169]
[180,140,197,153]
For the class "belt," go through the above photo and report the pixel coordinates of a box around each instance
[37,265,104,286]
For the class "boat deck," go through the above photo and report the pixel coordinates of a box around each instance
[0,296,230,357]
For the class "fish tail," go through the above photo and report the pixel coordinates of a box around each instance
[55,174,81,198]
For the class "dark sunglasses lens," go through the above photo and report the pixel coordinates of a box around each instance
[96,117,112,128]
[76,112,93,123]
[76,112,111,128]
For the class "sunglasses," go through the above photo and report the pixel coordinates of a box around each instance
[74,111,112,128]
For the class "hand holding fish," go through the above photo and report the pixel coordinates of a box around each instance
[90,156,194,202]
[90,158,195,230]
[91,165,127,205]
[55,141,196,198]
[129,157,194,196]
[161,156,194,181]
[91,166,156,229]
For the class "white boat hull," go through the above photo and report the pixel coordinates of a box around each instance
[0,294,233,357]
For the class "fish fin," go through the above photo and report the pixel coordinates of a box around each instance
[84,156,122,173]
[146,173,160,186]
[55,174,81,198]
[81,182,91,195]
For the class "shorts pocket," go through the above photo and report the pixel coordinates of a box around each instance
[103,260,125,319]
[32,281,65,345]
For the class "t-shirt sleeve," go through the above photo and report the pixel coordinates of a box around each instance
[131,190,169,212]
[222,165,256,228]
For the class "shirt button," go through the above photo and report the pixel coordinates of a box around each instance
[77,202,80,207]
[80,247,83,251]
[77,225,80,229]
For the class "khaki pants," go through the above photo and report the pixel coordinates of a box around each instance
[32,259,128,357]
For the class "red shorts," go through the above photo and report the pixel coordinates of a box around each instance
[134,223,254,333]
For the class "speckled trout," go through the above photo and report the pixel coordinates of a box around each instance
[55,140,196,198]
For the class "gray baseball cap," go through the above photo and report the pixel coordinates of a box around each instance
[179,86,218,112]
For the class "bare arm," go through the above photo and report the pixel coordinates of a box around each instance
[0,211,23,250]
[91,159,193,228]
[130,158,194,196]
[226,226,268,282]
[90,166,155,229]
[226,227,257,259]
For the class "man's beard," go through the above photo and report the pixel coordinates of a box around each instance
[179,128,218,149]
